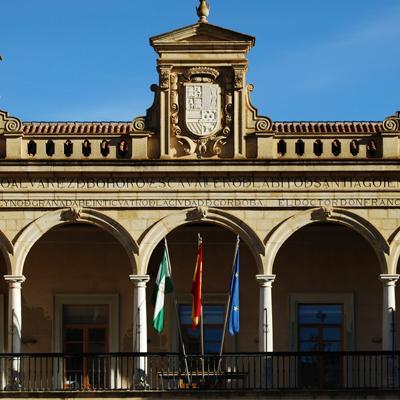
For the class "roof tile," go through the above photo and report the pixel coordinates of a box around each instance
[22,121,383,135]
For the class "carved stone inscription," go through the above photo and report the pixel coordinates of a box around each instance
[0,176,400,191]
[1,198,400,209]
[1,176,400,209]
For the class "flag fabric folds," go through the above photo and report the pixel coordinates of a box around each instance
[152,241,174,334]
[191,236,203,330]
[228,245,240,335]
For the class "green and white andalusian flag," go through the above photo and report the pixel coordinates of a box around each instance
[151,240,174,334]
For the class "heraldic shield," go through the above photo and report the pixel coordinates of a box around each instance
[185,83,221,137]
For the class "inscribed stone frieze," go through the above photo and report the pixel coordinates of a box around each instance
[0,176,400,192]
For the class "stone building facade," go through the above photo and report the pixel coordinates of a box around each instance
[0,1,400,395]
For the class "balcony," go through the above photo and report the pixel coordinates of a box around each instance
[0,351,399,394]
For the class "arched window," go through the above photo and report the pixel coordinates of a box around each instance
[331,139,341,156]
[313,139,323,156]
[350,140,359,156]
[46,140,55,157]
[100,140,110,157]
[82,140,91,157]
[64,139,73,157]
[277,139,287,156]
[27,140,37,156]
[295,139,305,156]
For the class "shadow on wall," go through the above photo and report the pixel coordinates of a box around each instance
[21,299,52,352]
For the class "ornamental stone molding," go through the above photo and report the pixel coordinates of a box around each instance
[0,110,22,133]
[379,274,400,286]
[3,275,26,285]
[383,111,400,133]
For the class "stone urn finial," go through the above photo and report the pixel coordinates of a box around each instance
[197,0,210,23]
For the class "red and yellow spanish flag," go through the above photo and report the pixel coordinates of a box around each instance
[191,236,203,329]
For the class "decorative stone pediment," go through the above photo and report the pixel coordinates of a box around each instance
[132,1,273,160]
[150,23,255,47]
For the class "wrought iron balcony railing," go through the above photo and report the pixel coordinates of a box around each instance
[0,351,399,392]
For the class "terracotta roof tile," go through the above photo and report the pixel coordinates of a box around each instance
[22,121,383,135]
[271,121,382,134]
[22,122,132,135]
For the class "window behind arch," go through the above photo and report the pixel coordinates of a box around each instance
[178,304,224,354]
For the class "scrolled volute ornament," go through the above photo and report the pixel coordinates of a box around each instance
[0,110,22,133]
[383,111,400,133]
[132,117,146,132]
[255,117,272,132]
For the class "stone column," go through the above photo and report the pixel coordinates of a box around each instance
[130,274,150,384]
[4,275,25,387]
[379,274,399,351]
[256,275,276,352]
[4,275,25,353]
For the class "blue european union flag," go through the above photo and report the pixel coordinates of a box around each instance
[228,246,240,336]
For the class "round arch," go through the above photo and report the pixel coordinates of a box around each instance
[13,208,139,275]
[264,207,389,275]
[0,229,13,275]
[139,207,265,275]
[388,228,400,275]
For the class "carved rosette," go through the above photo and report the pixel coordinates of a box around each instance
[172,66,232,158]
[0,110,22,133]
[383,111,400,133]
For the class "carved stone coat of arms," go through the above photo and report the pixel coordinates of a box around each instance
[185,83,221,137]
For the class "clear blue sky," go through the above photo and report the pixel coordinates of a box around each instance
[1,0,399,122]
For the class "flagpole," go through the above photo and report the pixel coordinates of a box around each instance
[218,235,240,373]
[164,238,192,386]
[198,234,205,381]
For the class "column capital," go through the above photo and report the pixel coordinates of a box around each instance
[129,274,150,287]
[4,275,26,285]
[256,274,276,287]
[379,274,400,286]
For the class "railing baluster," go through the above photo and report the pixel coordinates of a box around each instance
[0,351,399,394]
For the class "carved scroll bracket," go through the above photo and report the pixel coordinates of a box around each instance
[383,111,400,133]
[245,84,273,133]
[0,110,22,133]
